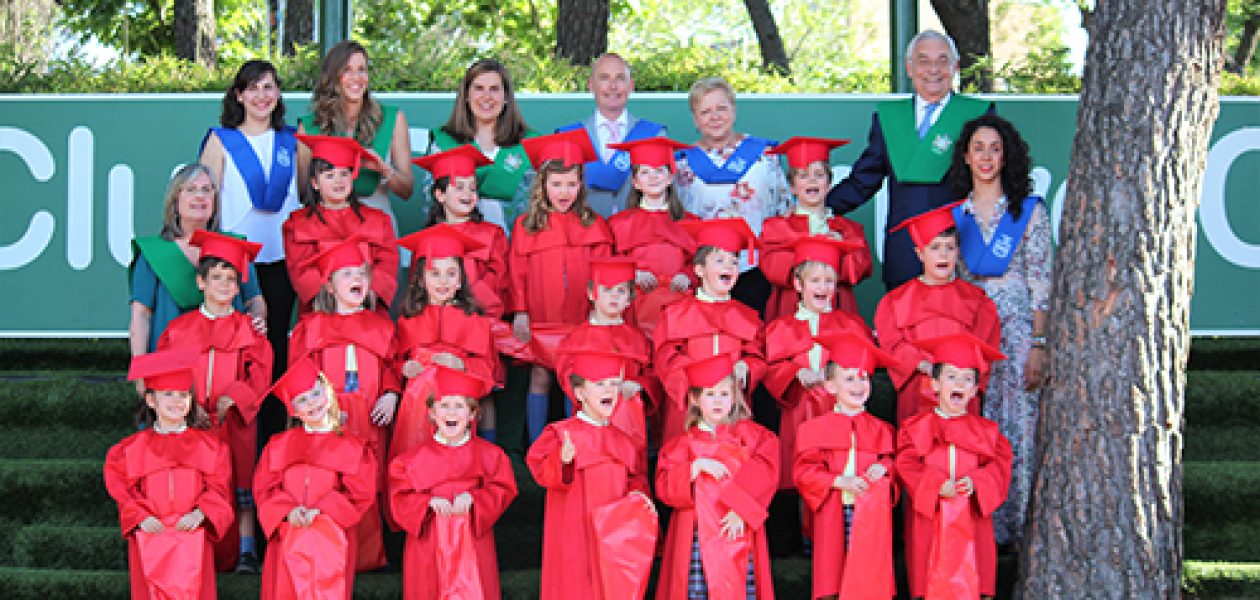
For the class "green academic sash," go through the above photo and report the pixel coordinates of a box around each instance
[131,237,202,309]
[299,105,398,197]
[430,129,537,200]
[877,95,989,184]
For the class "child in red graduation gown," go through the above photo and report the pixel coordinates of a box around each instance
[283,134,399,314]
[392,225,502,458]
[655,354,779,600]
[605,137,699,338]
[157,230,271,573]
[388,366,518,600]
[288,237,398,570]
[554,258,654,462]
[761,137,872,322]
[874,204,1001,424]
[764,236,873,490]
[509,130,613,442]
[413,144,511,319]
[527,351,658,600]
[254,357,378,600]
[105,349,234,600]
[896,333,1012,600]
[793,333,898,600]
[654,218,767,442]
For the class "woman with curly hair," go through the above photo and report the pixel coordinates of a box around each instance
[947,113,1054,551]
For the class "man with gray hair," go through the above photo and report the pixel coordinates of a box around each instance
[827,29,994,290]
[557,53,666,217]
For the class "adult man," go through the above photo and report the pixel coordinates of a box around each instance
[557,53,666,217]
[827,30,994,290]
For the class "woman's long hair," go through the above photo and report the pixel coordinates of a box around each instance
[947,114,1034,221]
[521,161,596,233]
[441,59,529,148]
[159,163,220,240]
[423,176,485,227]
[626,165,687,221]
[220,60,286,130]
[684,377,752,430]
[310,41,383,147]
[400,256,483,318]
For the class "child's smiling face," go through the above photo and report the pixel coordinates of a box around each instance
[824,366,870,413]
[437,175,480,220]
[147,389,193,427]
[915,234,959,284]
[423,257,462,306]
[575,376,621,422]
[931,363,978,417]
[695,248,739,296]
[545,168,582,213]
[328,264,369,310]
[313,166,354,205]
[790,161,831,209]
[632,164,673,200]
[793,262,837,313]
[292,383,332,426]
[198,263,240,307]
[430,396,474,441]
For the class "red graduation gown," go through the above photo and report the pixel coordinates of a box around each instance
[388,436,518,600]
[607,208,698,338]
[104,429,234,600]
[759,214,872,322]
[793,412,897,599]
[508,212,612,325]
[415,221,511,320]
[254,428,377,600]
[763,309,872,489]
[289,310,398,570]
[527,416,650,600]
[655,421,779,600]
[895,412,1012,599]
[282,204,399,311]
[556,321,656,465]
[390,306,500,460]
[873,278,1000,423]
[654,295,766,441]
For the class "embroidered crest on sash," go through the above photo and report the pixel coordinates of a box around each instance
[276,146,292,168]
[505,153,523,171]
[613,152,632,171]
[990,234,1014,259]
[726,157,748,173]
[931,134,952,155]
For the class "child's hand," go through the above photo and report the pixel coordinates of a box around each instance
[371,392,399,426]
[138,516,164,534]
[670,273,692,292]
[630,490,657,515]
[402,360,424,379]
[620,380,642,399]
[452,492,474,514]
[865,463,888,481]
[832,475,869,495]
[828,230,844,241]
[362,148,392,176]
[635,270,658,291]
[176,508,205,531]
[796,368,824,387]
[250,314,268,335]
[733,360,749,388]
[429,497,454,517]
[940,480,958,498]
[560,431,576,464]
[432,353,465,370]
[216,396,235,421]
[719,510,746,540]
[512,313,531,343]
[956,476,974,497]
[690,458,730,481]
[287,506,311,527]
[918,360,934,376]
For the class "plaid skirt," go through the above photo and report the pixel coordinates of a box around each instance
[687,529,757,599]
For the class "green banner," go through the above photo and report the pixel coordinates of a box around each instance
[1,93,1256,336]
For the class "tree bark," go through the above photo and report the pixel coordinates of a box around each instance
[556,0,609,66]
[929,0,992,91]
[1227,14,1260,74]
[283,0,314,56]
[1017,0,1225,597]
[173,0,216,66]
[741,0,790,75]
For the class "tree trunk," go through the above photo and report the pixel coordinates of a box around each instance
[556,0,609,66]
[173,0,216,66]
[1,0,57,69]
[283,0,314,55]
[1227,14,1260,74]
[929,0,992,91]
[742,0,790,75]
[1017,0,1225,597]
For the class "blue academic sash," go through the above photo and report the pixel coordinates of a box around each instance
[556,119,666,191]
[953,196,1041,277]
[203,126,296,212]
[680,136,776,184]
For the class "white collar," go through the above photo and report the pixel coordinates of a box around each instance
[199,304,232,320]
[336,306,365,316]
[576,410,609,427]
[596,110,629,128]
[639,197,670,212]
[696,288,730,303]
[793,205,831,219]
[915,92,953,111]
[152,423,188,434]
[303,422,336,433]
[795,302,831,319]
[696,420,720,434]
[834,404,865,416]
[934,407,965,419]
[433,431,471,447]
[589,314,624,325]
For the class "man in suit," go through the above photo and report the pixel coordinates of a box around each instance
[558,53,666,217]
[827,30,994,290]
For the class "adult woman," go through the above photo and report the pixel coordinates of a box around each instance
[676,76,790,317]
[297,40,414,229]
[200,60,300,371]
[947,113,1053,549]
[129,165,265,381]
[427,58,537,231]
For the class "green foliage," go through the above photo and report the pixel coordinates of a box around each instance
[1222,71,1260,95]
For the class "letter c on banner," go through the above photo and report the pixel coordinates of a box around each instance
[0,127,56,270]
[1202,128,1260,269]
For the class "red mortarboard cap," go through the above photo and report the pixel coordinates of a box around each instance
[818,331,895,375]
[190,230,262,282]
[412,144,491,181]
[684,353,737,389]
[790,235,864,272]
[766,136,850,170]
[889,201,965,250]
[522,129,599,169]
[917,332,1007,371]
[431,364,493,400]
[589,258,637,288]
[267,355,323,414]
[606,137,693,172]
[297,134,367,178]
[128,348,199,391]
[570,351,631,383]
[307,236,369,281]
[397,224,485,262]
[680,218,759,263]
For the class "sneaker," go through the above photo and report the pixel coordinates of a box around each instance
[235,552,261,574]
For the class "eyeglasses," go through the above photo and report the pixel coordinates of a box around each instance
[182,185,214,195]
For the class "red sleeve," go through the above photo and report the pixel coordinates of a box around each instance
[652,308,690,409]
[894,420,949,518]
[474,228,511,319]
[832,217,873,286]
[103,438,156,536]
[740,324,768,394]
[287,317,315,367]
[387,450,434,536]
[470,443,519,537]
[792,443,836,513]
[653,436,696,509]
[311,444,378,529]
[253,441,301,538]
[196,439,236,542]
[874,293,922,390]
[758,218,798,289]
[507,223,529,315]
[368,217,400,309]
[966,424,1013,517]
[718,425,779,529]
[223,331,273,423]
[762,319,810,403]
[526,425,572,490]
[282,213,324,305]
